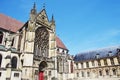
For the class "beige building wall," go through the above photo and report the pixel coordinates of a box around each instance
[74,56,120,80]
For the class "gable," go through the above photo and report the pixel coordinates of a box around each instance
[36,9,49,23]
[0,13,68,51]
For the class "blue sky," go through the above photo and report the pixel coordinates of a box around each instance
[1,0,120,55]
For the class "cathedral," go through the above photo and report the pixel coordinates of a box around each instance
[0,4,74,80]
[0,3,120,80]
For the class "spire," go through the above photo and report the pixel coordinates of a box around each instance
[31,2,37,14]
[51,14,55,23]
[50,14,55,30]
[29,2,37,23]
[33,2,36,9]
[43,3,46,9]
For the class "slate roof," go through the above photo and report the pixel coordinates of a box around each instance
[0,13,68,50]
[74,46,120,62]
[0,13,24,32]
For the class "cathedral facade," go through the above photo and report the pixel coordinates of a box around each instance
[0,4,74,80]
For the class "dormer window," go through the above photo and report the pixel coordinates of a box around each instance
[117,48,120,58]
[96,53,100,59]
[108,51,112,56]
[117,48,120,52]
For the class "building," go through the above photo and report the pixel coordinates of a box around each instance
[74,46,120,80]
[0,4,74,80]
[0,3,120,80]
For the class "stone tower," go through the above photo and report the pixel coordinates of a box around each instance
[18,4,57,80]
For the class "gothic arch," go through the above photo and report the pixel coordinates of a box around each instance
[11,56,17,68]
[18,33,22,51]
[0,54,2,67]
[39,61,47,80]
[39,61,47,72]
[34,27,49,57]
[0,31,3,44]
[11,38,14,46]
[71,61,73,73]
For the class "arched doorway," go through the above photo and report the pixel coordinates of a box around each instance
[39,61,47,80]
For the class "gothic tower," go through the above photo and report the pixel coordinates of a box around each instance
[18,4,57,80]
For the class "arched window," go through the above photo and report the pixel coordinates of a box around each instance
[77,73,79,77]
[71,61,73,73]
[76,63,78,69]
[0,54,2,67]
[21,60,23,67]
[104,59,108,66]
[92,61,95,66]
[0,31,3,44]
[86,62,89,68]
[99,70,102,76]
[112,69,116,75]
[81,62,83,68]
[81,71,84,77]
[34,27,49,57]
[11,38,14,46]
[18,34,22,51]
[110,58,114,65]
[117,57,120,64]
[87,72,90,77]
[98,60,101,66]
[106,69,109,75]
[11,57,17,68]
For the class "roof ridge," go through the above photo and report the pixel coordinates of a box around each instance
[78,45,120,55]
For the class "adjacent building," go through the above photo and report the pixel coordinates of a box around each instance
[74,46,120,80]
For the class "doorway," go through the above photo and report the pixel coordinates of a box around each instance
[39,61,47,80]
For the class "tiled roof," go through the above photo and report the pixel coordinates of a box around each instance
[0,13,24,32]
[56,36,68,50]
[74,46,120,62]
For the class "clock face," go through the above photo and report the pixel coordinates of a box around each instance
[34,27,49,57]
